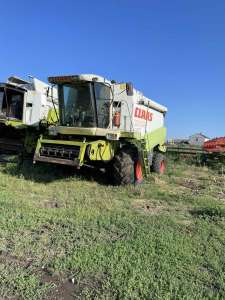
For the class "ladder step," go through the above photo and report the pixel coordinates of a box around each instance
[138,140,151,178]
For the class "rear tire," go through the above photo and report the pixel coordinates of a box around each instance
[112,147,137,185]
[152,152,166,174]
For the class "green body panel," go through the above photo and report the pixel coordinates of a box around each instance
[144,127,167,152]
[88,140,117,161]
[47,108,59,125]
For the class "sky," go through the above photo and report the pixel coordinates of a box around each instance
[0,0,224,138]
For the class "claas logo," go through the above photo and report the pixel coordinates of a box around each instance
[134,107,153,121]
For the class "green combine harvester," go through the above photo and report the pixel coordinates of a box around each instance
[33,74,168,184]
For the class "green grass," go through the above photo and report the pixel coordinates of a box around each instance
[0,160,224,299]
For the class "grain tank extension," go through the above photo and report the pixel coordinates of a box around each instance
[34,74,167,184]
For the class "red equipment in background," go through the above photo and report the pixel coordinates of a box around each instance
[203,137,225,152]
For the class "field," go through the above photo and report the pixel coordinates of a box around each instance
[0,159,225,299]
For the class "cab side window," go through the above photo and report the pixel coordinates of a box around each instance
[94,83,111,128]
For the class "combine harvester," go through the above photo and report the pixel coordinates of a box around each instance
[33,74,167,184]
[0,76,58,156]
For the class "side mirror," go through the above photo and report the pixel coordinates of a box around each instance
[46,87,50,97]
[126,82,133,96]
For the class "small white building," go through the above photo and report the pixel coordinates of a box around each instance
[188,133,209,146]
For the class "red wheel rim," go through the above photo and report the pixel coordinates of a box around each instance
[135,160,143,183]
[160,160,165,174]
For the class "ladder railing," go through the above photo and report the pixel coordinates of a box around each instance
[140,140,151,178]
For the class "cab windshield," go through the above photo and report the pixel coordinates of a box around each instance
[59,82,96,127]
[58,82,111,128]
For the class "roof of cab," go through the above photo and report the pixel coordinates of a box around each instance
[48,74,112,85]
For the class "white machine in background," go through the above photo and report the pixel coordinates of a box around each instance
[0,75,58,153]
[0,76,58,127]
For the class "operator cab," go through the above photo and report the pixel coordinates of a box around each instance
[49,74,112,129]
[0,84,25,121]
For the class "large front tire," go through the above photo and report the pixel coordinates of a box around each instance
[112,147,136,185]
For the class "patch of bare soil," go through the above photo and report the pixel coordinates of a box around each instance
[131,199,192,219]
[0,250,33,268]
[131,199,168,215]
[175,178,206,195]
[43,273,75,300]
[44,271,107,300]
[42,200,61,209]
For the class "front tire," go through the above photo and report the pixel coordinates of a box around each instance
[112,147,137,185]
